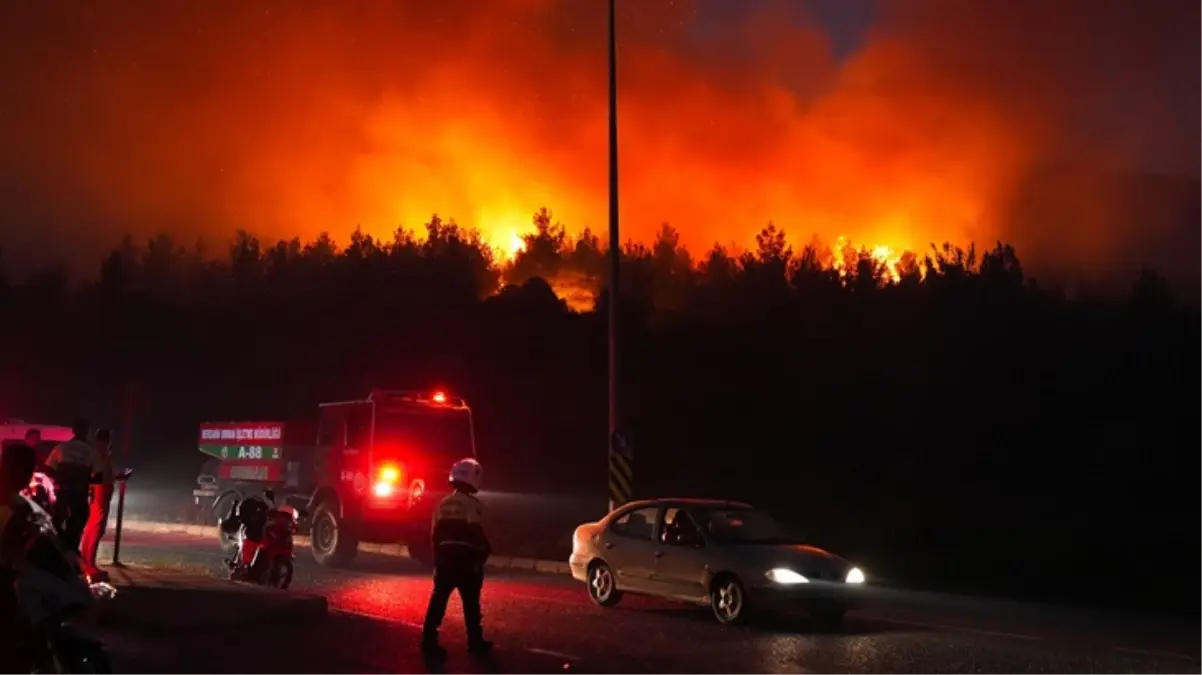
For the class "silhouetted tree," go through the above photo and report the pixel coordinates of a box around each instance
[229,229,263,291]
[1130,266,1172,312]
[508,208,567,286]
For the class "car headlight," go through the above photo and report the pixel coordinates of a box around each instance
[845,567,865,584]
[765,568,809,585]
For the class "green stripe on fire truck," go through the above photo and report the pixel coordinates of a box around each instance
[198,443,283,461]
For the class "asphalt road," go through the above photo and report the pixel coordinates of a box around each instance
[98,531,1200,674]
[92,608,578,674]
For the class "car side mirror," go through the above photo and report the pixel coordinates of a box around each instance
[264,489,275,501]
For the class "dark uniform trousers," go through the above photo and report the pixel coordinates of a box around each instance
[421,491,490,645]
[52,462,95,552]
[422,559,485,643]
[56,488,90,552]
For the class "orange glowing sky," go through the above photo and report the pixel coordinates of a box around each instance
[0,0,1197,282]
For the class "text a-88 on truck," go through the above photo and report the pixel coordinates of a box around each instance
[194,389,476,567]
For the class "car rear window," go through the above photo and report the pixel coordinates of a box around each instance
[610,506,658,541]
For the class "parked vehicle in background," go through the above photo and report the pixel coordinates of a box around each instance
[570,498,867,627]
[193,389,477,567]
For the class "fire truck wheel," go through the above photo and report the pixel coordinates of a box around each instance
[405,537,434,568]
[311,502,358,567]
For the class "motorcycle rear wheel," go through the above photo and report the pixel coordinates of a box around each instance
[268,558,294,590]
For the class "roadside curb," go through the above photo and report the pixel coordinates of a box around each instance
[118,518,574,577]
[101,564,328,634]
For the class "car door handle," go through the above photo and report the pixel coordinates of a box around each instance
[604,542,614,549]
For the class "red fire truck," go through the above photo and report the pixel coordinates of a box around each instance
[193,389,476,567]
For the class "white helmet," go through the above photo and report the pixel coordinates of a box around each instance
[449,458,483,492]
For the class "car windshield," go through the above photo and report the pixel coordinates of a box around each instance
[695,506,801,545]
[373,408,474,461]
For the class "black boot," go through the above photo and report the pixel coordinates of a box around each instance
[421,633,447,658]
[467,635,493,654]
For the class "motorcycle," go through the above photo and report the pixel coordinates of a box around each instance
[10,493,116,674]
[218,490,304,589]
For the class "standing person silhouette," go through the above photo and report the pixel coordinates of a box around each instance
[45,418,103,552]
[421,458,493,657]
[79,428,115,581]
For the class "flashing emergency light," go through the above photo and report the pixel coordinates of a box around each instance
[431,391,448,404]
[373,462,404,498]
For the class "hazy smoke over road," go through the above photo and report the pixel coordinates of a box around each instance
[1,0,1197,284]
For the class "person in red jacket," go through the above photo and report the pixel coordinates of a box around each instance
[79,428,115,582]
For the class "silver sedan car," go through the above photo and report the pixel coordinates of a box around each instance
[569,498,867,627]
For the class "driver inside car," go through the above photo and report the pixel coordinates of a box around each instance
[661,508,700,545]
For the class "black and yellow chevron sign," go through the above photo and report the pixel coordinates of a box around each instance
[608,452,633,507]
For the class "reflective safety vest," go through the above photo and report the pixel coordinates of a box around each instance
[431,491,490,564]
[435,491,481,523]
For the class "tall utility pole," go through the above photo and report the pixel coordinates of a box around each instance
[606,0,632,513]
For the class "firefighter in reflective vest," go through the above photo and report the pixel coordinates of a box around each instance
[421,458,492,656]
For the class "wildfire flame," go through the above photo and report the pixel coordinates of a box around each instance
[831,236,906,283]
[502,229,918,313]
[2,2,1189,284]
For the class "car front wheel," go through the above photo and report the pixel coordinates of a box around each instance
[710,574,749,625]
[587,561,622,607]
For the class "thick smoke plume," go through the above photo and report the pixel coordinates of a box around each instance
[1,0,1197,285]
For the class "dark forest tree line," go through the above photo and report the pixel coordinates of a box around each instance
[0,208,1196,610]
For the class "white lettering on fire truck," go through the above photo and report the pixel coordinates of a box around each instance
[229,465,269,481]
[236,446,264,459]
[201,426,282,441]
